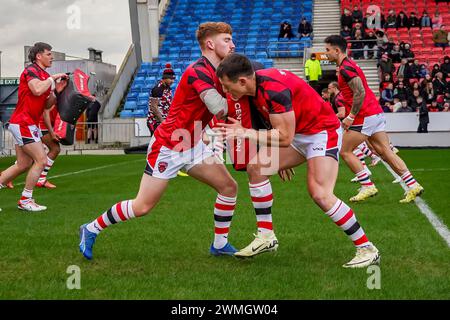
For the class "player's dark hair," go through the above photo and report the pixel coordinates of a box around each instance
[324,35,347,53]
[216,53,254,82]
[28,42,52,63]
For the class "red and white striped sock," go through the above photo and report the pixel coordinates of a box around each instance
[326,199,371,248]
[401,170,418,188]
[38,157,54,184]
[214,194,236,249]
[356,169,374,188]
[86,200,136,234]
[249,180,274,235]
[353,149,369,172]
[359,143,373,158]
[20,188,33,203]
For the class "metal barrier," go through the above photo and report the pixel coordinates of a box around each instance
[267,39,312,58]
[0,120,142,154]
[346,39,379,60]
[0,122,6,156]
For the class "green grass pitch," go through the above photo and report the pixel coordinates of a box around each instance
[0,149,449,299]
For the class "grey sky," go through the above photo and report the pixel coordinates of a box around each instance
[0,0,132,77]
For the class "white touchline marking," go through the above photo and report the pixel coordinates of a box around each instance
[15,159,143,186]
[411,168,450,172]
[382,161,450,248]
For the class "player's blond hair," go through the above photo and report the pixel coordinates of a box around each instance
[196,22,233,50]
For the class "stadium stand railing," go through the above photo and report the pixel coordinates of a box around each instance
[120,0,313,118]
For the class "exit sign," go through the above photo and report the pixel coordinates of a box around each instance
[0,78,20,85]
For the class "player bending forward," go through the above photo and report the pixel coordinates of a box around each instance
[217,53,380,268]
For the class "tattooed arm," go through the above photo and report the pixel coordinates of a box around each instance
[342,76,366,130]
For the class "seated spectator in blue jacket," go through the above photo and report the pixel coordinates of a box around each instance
[382,83,395,103]
[298,17,313,38]
[419,64,429,78]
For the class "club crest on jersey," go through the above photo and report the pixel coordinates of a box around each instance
[32,129,39,138]
[158,161,168,173]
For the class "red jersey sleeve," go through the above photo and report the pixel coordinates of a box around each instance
[187,64,216,95]
[339,62,359,83]
[23,65,41,83]
[265,88,293,114]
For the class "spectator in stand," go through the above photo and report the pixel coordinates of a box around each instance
[341,8,354,30]
[298,17,313,38]
[382,101,394,112]
[278,21,295,40]
[432,12,443,29]
[381,82,395,104]
[433,71,447,95]
[432,25,449,48]
[304,53,322,93]
[401,43,415,61]
[392,97,403,112]
[341,25,352,40]
[436,94,445,111]
[385,9,397,28]
[431,63,442,78]
[397,58,409,78]
[443,101,450,111]
[419,64,430,78]
[409,12,420,29]
[378,54,394,78]
[440,56,450,78]
[420,11,432,28]
[430,100,441,111]
[404,61,415,80]
[351,29,365,59]
[394,81,408,101]
[380,72,393,91]
[395,74,406,87]
[396,11,410,29]
[389,44,402,63]
[410,59,421,80]
[396,99,414,112]
[363,12,372,29]
[363,30,378,59]
[351,23,365,38]
[416,96,429,133]
[410,89,422,109]
[420,74,433,91]
[352,5,363,25]
[422,82,436,104]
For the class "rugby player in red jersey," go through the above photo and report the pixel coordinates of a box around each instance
[79,22,238,260]
[324,35,423,203]
[217,53,380,268]
[0,42,67,211]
